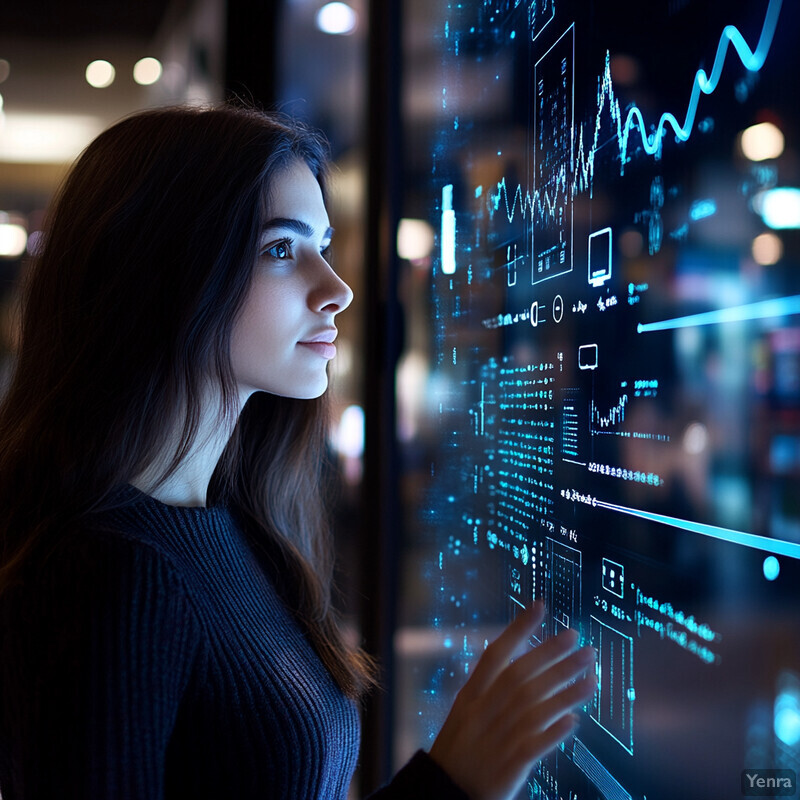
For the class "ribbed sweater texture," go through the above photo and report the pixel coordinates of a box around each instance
[0,485,469,800]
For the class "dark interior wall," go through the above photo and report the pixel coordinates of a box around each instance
[223,0,281,106]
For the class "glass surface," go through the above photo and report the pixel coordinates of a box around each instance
[396,1,800,797]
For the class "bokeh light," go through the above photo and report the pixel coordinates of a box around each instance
[0,223,28,258]
[751,232,783,265]
[397,218,435,261]
[682,422,709,455]
[316,3,358,35]
[85,60,115,89]
[133,57,163,86]
[763,556,780,581]
[740,121,785,161]
[753,187,800,230]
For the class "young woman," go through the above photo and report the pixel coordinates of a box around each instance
[0,105,596,800]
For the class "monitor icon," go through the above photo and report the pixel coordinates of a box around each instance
[588,227,613,287]
[578,343,599,370]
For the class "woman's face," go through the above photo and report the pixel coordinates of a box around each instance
[230,160,353,400]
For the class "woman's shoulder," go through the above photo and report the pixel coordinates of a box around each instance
[22,516,187,605]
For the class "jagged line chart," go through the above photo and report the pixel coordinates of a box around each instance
[592,393,629,429]
[488,0,783,221]
[490,167,568,227]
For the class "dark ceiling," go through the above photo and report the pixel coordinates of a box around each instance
[1,0,174,40]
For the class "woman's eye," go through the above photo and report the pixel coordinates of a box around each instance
[264,240,293,260]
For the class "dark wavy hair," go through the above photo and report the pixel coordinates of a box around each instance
[0,104,375,699]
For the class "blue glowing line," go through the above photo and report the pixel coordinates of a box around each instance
[637,294,800,334]
[509,594,526,610]
[625,0,779,154]
[595,499,800,559]
[577,0,781,187]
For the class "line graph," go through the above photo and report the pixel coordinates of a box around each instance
[576,0,782,189]
[489,0,783,219]
[490,168,568,227]
[592,393,628,429]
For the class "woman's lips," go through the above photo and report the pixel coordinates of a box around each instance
[297,341,337,359]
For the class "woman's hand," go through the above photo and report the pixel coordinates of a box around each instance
[428,602,597,800]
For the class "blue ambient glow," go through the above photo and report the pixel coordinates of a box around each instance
[689,199,717,220]
[775,690,800,746]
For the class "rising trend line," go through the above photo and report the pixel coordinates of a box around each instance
[584,0,781,185]
[490,0,783,218]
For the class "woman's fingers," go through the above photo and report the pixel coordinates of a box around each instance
[460,601,546,700]
[516,643,596,702]
[503,625,582,685]
[480,646,596,744]
[475,634,594,733]
[504,673,598,740]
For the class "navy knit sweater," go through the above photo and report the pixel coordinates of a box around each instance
[0,485,469,800]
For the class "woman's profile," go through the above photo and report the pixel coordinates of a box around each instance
[0,104,596,800]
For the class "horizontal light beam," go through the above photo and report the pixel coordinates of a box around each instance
[637,294,800,334]
[596,499,800,559]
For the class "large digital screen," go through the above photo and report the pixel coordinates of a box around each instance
[397,1,800,797]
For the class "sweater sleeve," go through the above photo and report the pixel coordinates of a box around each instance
[366,750,472,800]
[1,530,202,800]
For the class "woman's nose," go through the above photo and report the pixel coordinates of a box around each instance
[312,257,354,313]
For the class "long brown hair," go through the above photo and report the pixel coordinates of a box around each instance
[0,104,375,699]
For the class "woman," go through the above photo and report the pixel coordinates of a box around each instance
[0,105,596,800]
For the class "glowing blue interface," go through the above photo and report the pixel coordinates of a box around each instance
[397,1,800,797]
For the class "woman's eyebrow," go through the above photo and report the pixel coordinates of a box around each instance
[261,217,333,240]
